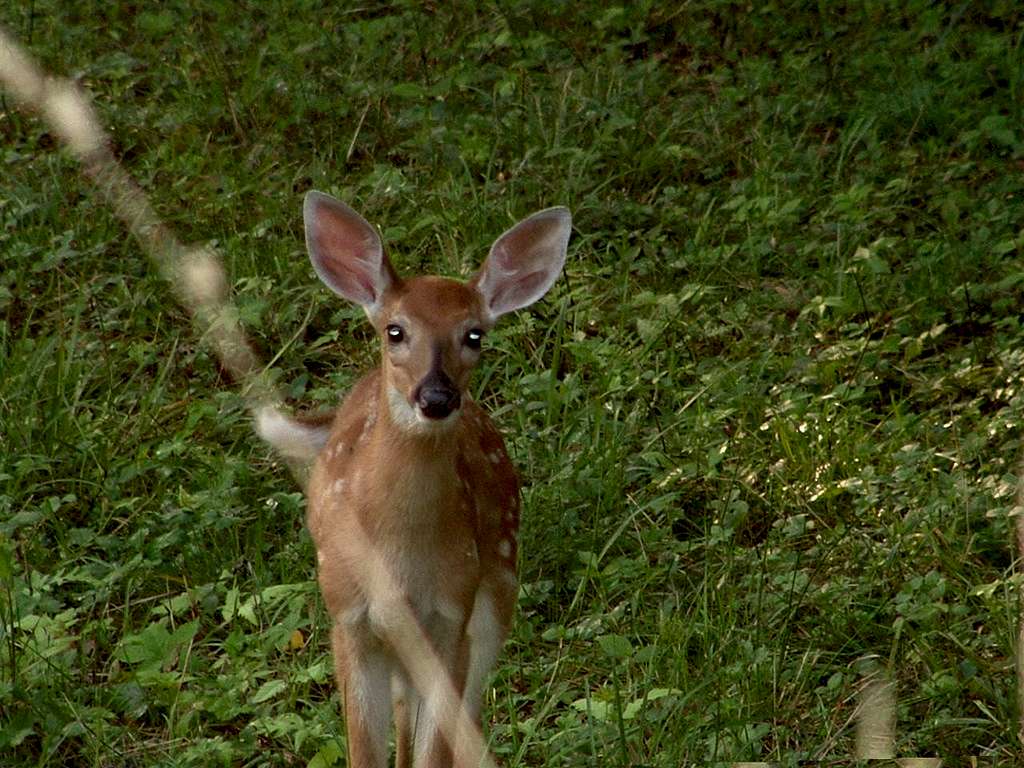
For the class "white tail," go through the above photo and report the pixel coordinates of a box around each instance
[260,191,571,767]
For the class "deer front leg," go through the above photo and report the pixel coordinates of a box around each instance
[392,671,416,768]
[332,623,392,768]
[407,613,472,768]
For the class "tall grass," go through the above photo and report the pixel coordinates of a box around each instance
[2,2,1023,765]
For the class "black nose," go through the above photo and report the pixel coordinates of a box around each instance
[415,371,461,419]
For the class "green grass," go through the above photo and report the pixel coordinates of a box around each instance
[2,1,1023,765]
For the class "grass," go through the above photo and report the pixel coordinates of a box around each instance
[2,1,1023,765]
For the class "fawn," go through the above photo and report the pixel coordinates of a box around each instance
[258,191,571,767]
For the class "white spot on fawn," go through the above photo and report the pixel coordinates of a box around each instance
[497,539,513,559]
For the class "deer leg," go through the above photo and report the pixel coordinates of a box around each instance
[457,582,513,762]
[332,623,392,768]
[392,670,416,768]
[467,590,507,716]
[410,615,471,768]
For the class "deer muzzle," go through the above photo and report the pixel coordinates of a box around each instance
[414,368,461,420]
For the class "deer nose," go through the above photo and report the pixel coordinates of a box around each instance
[415,370,461,419]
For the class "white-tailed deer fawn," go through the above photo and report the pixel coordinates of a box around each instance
[258,191,571,767]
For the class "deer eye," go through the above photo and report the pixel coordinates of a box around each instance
[386,324,405,344]
[464,328,484,350]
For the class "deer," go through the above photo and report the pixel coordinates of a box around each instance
[257,191,572,768]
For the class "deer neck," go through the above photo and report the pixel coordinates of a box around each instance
[354,379,462,519]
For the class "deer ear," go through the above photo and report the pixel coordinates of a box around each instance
[470,207,571,323]
[304,191,396,312]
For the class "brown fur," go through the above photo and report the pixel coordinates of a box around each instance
[292,192,570,767]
